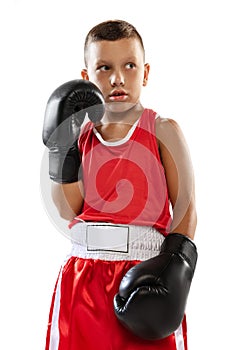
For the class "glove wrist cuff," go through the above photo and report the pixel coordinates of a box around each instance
[161,233,198,273]
[49,147,81,183]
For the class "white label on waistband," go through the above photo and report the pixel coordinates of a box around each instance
[86,225,129,253]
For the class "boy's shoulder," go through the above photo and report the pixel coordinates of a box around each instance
[155,116,185,145]
[156,116,179,129]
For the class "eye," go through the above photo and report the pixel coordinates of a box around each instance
[97,65,110,71]
[126,62,136,69]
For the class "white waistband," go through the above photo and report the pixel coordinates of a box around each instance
[69,222,165,261]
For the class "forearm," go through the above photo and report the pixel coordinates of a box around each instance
[51,181,84,221]
[170,199,197,240]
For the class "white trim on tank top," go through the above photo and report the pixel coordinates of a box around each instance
[93,118,140,147]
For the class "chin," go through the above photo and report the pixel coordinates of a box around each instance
[105,102,137,114]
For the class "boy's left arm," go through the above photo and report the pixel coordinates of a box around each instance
[113,117,198,340]
[156,117,197,239]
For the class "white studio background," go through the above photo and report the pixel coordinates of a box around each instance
[1,0,232,349]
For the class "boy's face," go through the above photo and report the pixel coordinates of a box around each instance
[81,38,150,112]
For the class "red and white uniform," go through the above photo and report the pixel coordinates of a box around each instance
[73,108,171,233]
[45,109,188,350]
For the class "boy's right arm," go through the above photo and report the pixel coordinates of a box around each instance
[42,79,105,220]
[51,181,84,221]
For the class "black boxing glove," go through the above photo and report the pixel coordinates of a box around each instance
[42,79,105,183]
[113,233,197,340]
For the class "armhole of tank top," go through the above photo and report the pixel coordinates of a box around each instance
[78,121,93,151]
[153,112,164,166]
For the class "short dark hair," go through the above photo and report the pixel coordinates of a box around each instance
[84,20,145,67]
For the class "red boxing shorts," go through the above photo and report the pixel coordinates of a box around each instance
[45,223,188,350]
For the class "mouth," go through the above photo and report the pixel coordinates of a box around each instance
[109,90,128,101]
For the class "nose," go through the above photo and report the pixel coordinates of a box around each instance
[110,69,125,87]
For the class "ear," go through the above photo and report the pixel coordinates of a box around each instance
[81,69,89,80]
[143,63,150,86]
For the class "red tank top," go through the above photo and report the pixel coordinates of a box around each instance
[72,108,171,235]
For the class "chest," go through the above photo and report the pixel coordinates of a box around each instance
[95,123,133,143]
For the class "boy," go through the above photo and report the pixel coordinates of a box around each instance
[44,20,197,350]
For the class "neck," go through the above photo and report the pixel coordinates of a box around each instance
[102,102,144,125]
